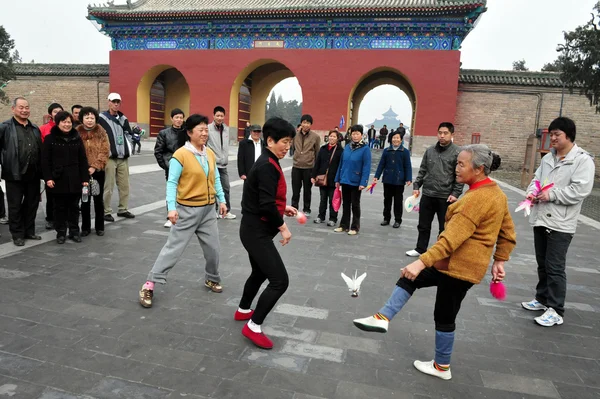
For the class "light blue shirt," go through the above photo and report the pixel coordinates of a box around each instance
[166,155,225,211]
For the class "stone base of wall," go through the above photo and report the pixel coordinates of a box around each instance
[410,135,438,156]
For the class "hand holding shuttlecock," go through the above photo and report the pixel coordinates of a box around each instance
[341,270,367,297]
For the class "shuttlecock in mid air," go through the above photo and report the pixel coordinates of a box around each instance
[341,270,367,298]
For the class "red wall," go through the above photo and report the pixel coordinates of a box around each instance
[109,49,460,137]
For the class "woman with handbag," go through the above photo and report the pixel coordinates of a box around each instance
[333,125,371,235]
[42,111,90,244]
[311,130,342,226]
[77,107,110,236]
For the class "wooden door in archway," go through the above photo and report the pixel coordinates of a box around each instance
[149,75,165,137]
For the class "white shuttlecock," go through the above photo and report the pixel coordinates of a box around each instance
[341,270,367,298]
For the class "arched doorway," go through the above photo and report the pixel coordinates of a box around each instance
[349,68,416,136]
[137,65,190,136]
[229,60,302,140]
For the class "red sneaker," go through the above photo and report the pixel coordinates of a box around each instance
[234,309,254,321]
[242,324,273,349]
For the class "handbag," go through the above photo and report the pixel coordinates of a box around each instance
[89,177,101,196]
[315,145,337,187]
[332,186,342,212]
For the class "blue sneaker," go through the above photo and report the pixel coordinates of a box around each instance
[521,299,547,311]
[535,308,563,327]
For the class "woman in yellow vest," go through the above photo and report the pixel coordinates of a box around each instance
[138,114,228,308]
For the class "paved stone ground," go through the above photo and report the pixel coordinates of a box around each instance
[0,147,599,399]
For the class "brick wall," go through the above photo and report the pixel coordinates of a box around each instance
[0,76,110,126]
[454,84,600,176]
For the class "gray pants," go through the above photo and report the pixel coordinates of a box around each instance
[147,203,221,284]
[218,167,231,212]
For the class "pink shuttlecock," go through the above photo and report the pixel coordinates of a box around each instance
[296,212,307,225]
[490,281,506,301]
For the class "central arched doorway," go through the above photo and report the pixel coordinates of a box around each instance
[229,60,302,140]
[349,68,416,142]
[137,65,190,136]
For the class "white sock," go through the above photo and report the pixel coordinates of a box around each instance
[247,320,261,333]
[237,308,252,314]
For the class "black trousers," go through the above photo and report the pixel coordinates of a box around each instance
[383,183,404,223]
[5,179,40,239]
[239,217,289,325]
[54,193,81,237]
[318,186,338,222]
[291,167,313,213]
[81,171,105,232]
[0,184,6,218]
[340,184,362,231]
[533,226,573,316]
[397,267,473,332]
[45,189,54,222]
[415,195,450,254]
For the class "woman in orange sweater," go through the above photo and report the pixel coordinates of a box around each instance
[353,144,516,381]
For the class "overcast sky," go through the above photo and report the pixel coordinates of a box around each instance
[2,0,597,125]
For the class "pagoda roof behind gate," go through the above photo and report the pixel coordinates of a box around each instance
[89,0,486,20]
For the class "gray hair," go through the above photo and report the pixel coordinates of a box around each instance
[460,144,501,176]
[12,97,28,107]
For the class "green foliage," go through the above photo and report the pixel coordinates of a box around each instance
[557,1,600,112]
[265,91,303,126]
[0,26,17,105]
[512,59,529,71]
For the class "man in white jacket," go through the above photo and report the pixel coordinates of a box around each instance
[521,117,595,327]
[207,106,236,219]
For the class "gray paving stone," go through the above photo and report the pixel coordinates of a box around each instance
[262,325,318,343]
[142,365,221,395]
[305,359,377,386]
[280,340,344,363]
[63,303,125,322]
[241,349,309,373]
[316,331,381,354]
[480,370,560,398]
[554,382,600,399]
[38,388,96,399]
[0,375,46,398]
[75,335,145,358]
[211,379,294,399]
[274,304,329,320]
[23,363,103,394]
[86,377,170,399]
[0,352,44,377]
[334,381,413,399]
[130,345,202,371]
[262,369,338,398]
[177,336,245,360]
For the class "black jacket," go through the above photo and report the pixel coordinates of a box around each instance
[0,118,42,181]
[413,142,464,199]
[237,137,264,178]
[311,143,342,187]
[42,126,89,194]
[154,126,184,170]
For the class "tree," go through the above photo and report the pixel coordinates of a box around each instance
[512,59,529,71]
[265,90,303,125]
[556,1,600,112]
[541,57,565,72]
[0,25,18,105]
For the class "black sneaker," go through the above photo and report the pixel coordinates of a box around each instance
[68,234,82,243]
[45,221,54,230]
[104,214,115,222]
[117,211,135,219]
[81,230,91,237]
[381,220,390,226]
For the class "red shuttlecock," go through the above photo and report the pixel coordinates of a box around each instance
[489,281,506,301]
[296,211,307,224]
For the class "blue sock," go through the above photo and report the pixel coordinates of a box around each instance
[378,286,411,321]
[434,330,455,365]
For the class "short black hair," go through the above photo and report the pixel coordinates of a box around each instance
[438,122,455,133]
[54,110,74,126]
[213,106,226,115]
[548,117,576,142]
[79,106,99,123]
[71,104,82,113]
[48,103,63,115]
[263,117,296,143]
[300,114,313,124]
[171,108,185,118]
[350,124,363,134]
[183,114,209,144]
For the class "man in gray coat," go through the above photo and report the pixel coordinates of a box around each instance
[406,122,463,257]
[521,117,595,327]
[207,106,235,219]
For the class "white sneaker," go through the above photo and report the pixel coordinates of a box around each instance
[0,217,8,224]
[223,212,237,220]
[353,316,388,333]
[406,249,421,257]
[163,220,172,228]
[413,360,452,380]
[521,299,547,311]
[534,308,563,327]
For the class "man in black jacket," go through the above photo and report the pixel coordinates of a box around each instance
[237,124,263,181]
[154,108,186,228]
[367,125,376,148]
[0,97,43,246]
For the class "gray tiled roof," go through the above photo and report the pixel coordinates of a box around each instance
[14,64,564,88]
[88,0,485,13]
[459,69,563,87]
[14,63,109,77]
